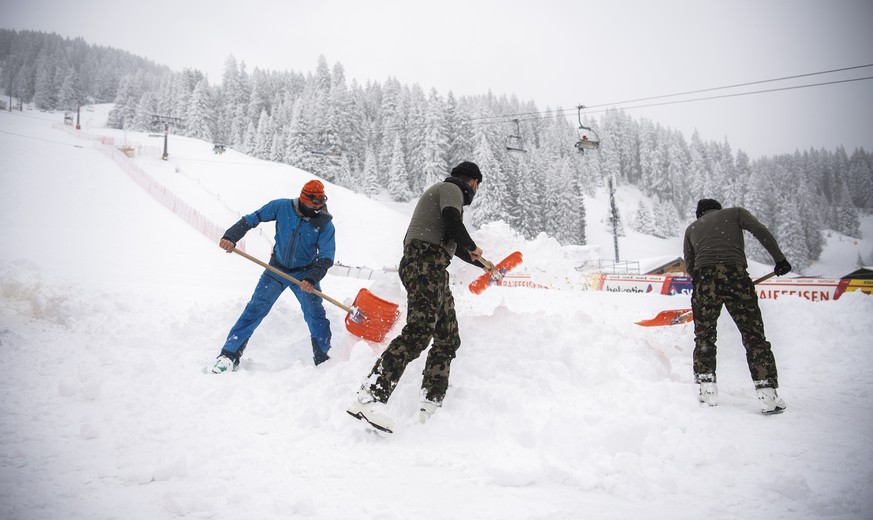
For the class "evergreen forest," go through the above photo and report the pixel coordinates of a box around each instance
[2,29,871,269]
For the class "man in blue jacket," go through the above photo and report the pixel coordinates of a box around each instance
[212,180,336,372]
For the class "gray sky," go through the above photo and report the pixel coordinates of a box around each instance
[5,0,873,159]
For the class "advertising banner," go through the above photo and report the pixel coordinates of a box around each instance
[596,275,667,294]
[459,271,871,303]
[755,278,846,302]
[665,276,693,296]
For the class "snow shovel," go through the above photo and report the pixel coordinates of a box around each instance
[469,251,524,294]
[231,248,399,342]
[634,271,777,327]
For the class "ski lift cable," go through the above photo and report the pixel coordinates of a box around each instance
[582,63,873,110]
[473,74,873,125]
[577,75,873,115]
[467,63,873,125]
[373,74,873,133]
[470,107,574,124]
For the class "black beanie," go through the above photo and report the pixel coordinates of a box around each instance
[696,199,723,219]
[451,161,483,183]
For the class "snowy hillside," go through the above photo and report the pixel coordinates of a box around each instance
[1,107,872,520]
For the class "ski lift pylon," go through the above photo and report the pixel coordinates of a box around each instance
[575,105,600,153]
[505,118,527,153]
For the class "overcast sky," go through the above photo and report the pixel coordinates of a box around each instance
[5,0,873,159]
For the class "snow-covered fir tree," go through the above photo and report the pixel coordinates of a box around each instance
[653,200,679,238]
[635,201,656,235]
[362,146,380,199]
[470,133,504,228]
[419,88,449,190]
[186,79,213,141]
[387,134,412,202]
[253,109,273,159]
[775,194,810,268]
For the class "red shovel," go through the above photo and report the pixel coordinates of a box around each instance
[232,249,399,342]
[635,271,776,327]
[469,251,523,294]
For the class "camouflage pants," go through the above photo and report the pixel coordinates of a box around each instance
[366,240,461,403]
[691,264,779,389]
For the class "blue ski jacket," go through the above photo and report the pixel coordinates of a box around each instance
[224,198,336,284]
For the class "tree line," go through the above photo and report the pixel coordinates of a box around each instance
[2,29,871,269]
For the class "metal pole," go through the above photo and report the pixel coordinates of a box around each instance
[76,102,81,130]
[162,123,169,160]
[609,176,620,262]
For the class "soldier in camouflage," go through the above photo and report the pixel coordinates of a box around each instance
[347,161,494,432]
[684,199,793,414]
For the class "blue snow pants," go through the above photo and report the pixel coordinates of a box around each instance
[222,270,332,359]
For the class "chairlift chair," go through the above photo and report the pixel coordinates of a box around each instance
[575,105,601,153]
[505,118,528,153]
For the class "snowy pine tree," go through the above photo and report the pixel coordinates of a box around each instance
[420,88,449,190]
[363,146,381,199]
[553,157,586,245]
[635,201,656,235]
[653,200,678,238]
[57,66,84,110]
[387,134,412,202]
[471,133,504,228]
[775,195,810,268]
[446,92,474,167]
[253,109,273,159]
[186,79,213,141]
[133,92,156,132]
[242,119,257,155]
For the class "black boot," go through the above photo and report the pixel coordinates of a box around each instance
[311,338,330,366]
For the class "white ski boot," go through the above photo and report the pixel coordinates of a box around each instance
[756,387,787,415]
[698,382,718,406]
[210,355,239,374]
[417,400,441,424]
[347,388,394,433]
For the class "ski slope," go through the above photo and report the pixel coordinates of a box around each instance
[1,107,872,520]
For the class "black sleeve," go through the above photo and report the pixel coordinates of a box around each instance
[441,207,476,252]
[454,247,486,268]
[222,218,252,244]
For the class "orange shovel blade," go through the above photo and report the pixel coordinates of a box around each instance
[344,288,400,342]
[635,308,694,327]
[469,251,524,295]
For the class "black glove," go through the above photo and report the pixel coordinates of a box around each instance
[774,259,792,276]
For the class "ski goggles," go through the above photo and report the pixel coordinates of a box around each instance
[302,193,328,206]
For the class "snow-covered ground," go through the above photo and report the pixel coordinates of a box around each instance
[1,107,872,520]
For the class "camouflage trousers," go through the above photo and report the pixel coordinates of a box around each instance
[691,264,779,389]
[366,240,461,403]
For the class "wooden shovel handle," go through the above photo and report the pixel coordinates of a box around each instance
[753,271,777,284]
[231,248,353,313]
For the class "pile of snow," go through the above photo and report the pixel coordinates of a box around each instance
[1,107,872,520]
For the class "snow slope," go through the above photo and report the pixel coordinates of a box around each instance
[1,107,872,520]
